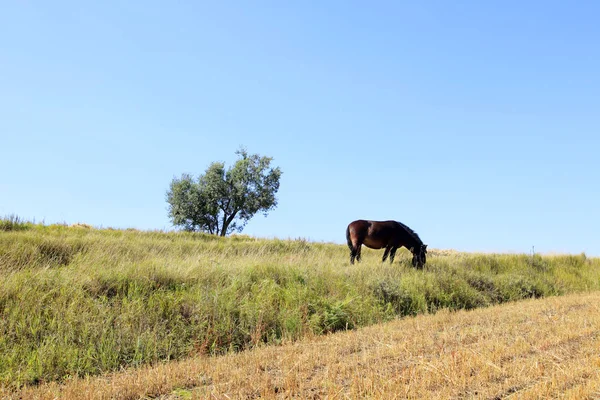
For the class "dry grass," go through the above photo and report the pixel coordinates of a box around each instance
[9,291,600,400]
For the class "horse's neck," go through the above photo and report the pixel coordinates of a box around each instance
[406,237,421,251]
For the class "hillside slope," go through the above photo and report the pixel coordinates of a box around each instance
[10,291,600,399]
[1,221,599,391]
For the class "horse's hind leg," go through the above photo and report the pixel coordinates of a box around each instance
[346,225,363,264]
[349,239,363,263]
[349,242,363,264]
[348,241,361,264]
[355,244,362,262]
[382,247,391,263]
[347,226,363,264]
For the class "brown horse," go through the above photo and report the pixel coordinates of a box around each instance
[346,220,427,268]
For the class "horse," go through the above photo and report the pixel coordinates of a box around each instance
[346,220,427,268]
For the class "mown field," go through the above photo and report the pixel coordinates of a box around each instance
[1,217,599,394]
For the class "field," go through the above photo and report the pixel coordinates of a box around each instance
[11,292,600,399]
[1,218,600,397]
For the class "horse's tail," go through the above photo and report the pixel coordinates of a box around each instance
[346,225,352,250]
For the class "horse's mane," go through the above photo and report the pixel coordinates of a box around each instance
[396,221,423,245]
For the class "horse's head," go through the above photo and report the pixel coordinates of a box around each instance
[411,244,428,269]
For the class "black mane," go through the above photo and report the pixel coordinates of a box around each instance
[395,221,423,245]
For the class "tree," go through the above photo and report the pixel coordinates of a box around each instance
[166,148,282,236]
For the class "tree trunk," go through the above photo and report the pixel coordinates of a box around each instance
[220,211,238,236]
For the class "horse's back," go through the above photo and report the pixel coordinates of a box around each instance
[347,220,397,249]
[347,220,400,234]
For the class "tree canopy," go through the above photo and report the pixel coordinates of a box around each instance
[166,149,282,236]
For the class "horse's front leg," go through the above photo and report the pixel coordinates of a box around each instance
[389,247,398,264]
[382,247,391,263]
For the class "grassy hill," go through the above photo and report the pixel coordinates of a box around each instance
[1,218,599,390]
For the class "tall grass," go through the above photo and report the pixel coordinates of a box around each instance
[0,214,34,232]
[1,218,599,389]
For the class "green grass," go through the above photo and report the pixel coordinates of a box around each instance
[1,219,599,389]
[0,214,34,232]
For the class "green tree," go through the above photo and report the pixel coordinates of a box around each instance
[166,149,282,236]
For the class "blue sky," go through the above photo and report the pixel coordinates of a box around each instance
[1,1,599,255]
